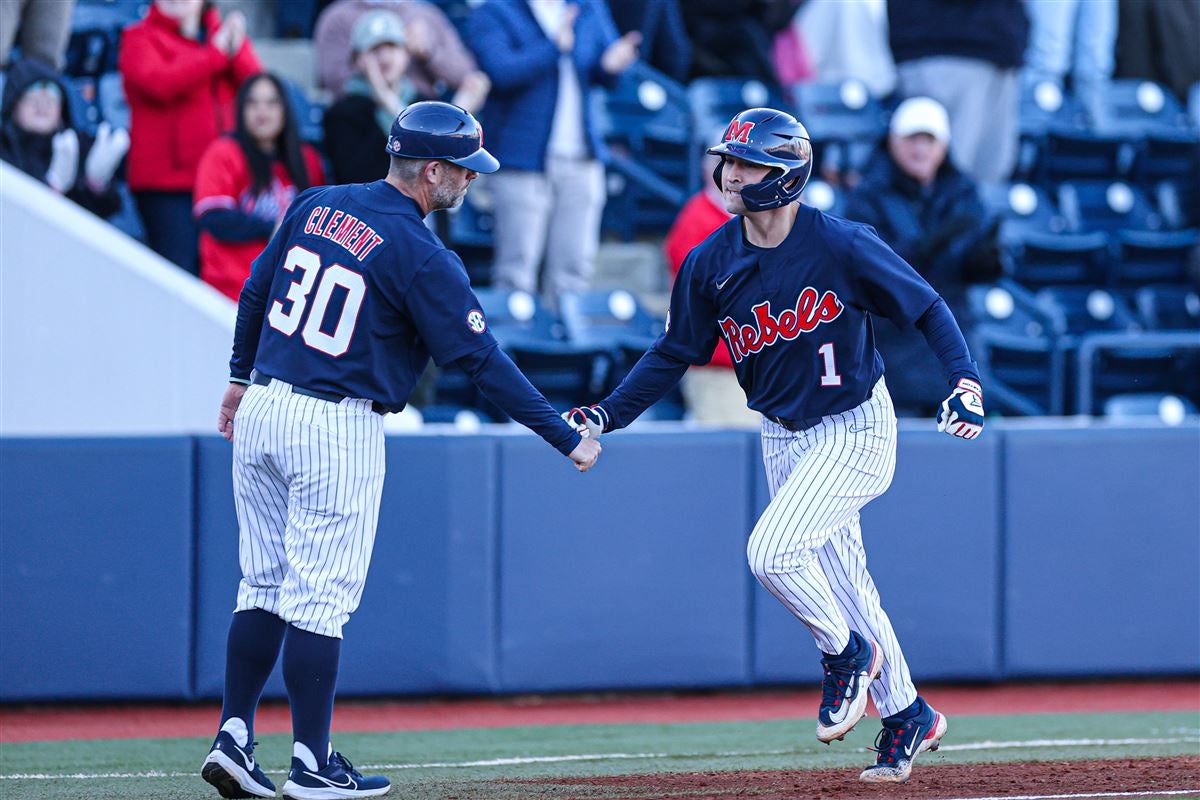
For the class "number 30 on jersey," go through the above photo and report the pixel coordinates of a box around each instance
[267,245,366,357]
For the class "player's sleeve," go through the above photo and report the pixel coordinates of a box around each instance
[402,251,498,366]
[454,345,583,457]
[598,251,719,430]
[228,188,321,381]
[915,297,981,386]
[845,225,941,327]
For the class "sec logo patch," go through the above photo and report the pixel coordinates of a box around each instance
[466,309,487,334]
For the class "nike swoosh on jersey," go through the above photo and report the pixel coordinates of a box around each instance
[715,274,734,290]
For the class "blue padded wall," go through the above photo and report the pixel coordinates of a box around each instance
[753,429,1003,683]
[0,438,194,700]
[193,435,499,698]
[496,432,755,691]
[1004,426,1200,676]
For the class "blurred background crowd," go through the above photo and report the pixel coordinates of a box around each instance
[2,0,1198,425]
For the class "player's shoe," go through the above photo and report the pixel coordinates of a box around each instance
[201,730,276,799]
[859,696,948,783]
[815,629,882,743]
[282,750,391,799]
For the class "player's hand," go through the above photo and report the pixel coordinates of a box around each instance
[562,405,605,440]
[218,382,248,442]
[601,31,641,74]
[569,437,601,472]
[937,378,984,440]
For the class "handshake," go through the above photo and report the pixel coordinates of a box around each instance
[561,405,608,473]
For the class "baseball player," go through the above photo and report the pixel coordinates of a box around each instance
[202,101,601,800]
[565,108,983,784]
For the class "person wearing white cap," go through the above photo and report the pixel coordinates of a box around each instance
[843,96,999,416]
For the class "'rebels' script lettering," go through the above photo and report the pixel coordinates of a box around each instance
[719,288,844,362]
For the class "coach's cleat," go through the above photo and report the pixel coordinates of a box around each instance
[201,718,276,799]
[815,630,883,743]
[859,696,947,783]
[282,749,390,799]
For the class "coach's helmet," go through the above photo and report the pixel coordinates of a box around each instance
[707,107,812,211]
[385,101,499,173]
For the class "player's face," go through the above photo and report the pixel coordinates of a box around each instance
[243,78,285,147]
[720,156,773,215]
[429,162,478,211]
[14,82,62,135]
[888,132,947,186]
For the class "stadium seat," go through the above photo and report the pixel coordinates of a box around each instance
[1035,287,1140,336]
[1014,80,1090,179]
[966,283,1065,415]
[1103,392,1198,421]
[472,288,567,347]
[507,340,614,413]
[800,179,843,216]
[1039,129,1134,184]
[1057,180,1162,233]
[1075,331,1200,414]
[1132,130,1200,187]
[1112,229,1199,286]
[281,78,323,144]
[66,2,145,77]
[789,79,885,178]
[559,288,664,392]
[63,75,102,136]
[1154,179,1200,229]
[1002,229,1110,287]
[1191,81,1200,129]
[96,71,128,131]
[1091,79,1195,136]
[1136,285,1200,330]
[594,62,691,239]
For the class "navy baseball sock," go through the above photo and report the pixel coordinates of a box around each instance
[220,608,287,739]
[282,624,341,770]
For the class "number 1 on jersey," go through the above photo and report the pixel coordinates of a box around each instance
[818,342,842,386]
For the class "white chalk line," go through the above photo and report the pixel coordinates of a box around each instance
[2,735,1196,782]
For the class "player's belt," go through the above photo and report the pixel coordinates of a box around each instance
[766,414,825,432]
[252,373,387,415]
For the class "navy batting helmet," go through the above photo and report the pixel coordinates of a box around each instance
[385,101,499,173]
[707,108,812,211]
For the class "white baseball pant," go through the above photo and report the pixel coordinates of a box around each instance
[231,379,386,638]
[748,377,917,717]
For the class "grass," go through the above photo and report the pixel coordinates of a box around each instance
[1,711,1197,799]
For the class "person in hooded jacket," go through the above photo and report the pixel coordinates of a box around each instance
[0,56,127,219]
[843,97,999,416]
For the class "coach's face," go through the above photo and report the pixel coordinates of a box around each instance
[720,156,772,215]
[429,161,477,211]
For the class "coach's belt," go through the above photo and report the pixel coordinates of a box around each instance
[252,373,387,415]
[766,414,825,432]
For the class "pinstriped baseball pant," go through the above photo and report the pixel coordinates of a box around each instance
[748,378,917,717]
[231,380,386,639]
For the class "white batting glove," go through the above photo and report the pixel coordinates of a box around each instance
[937,378,984,440]
[45,129,79,193]
[84,122,130,190]
[562,405,607,439]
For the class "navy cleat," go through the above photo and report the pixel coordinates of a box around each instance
[815,630,882,743]
[859,696,948,783]
[282,750,390,799]
[201,728,276,799]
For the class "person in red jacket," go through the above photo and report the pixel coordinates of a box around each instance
[194,73,325,302]
[119,0,261,275]
[662,145,761,428]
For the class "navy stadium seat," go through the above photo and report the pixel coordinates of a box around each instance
[789,79,884,178]
[1136,286,1200,330]
[1112,229,1199,286]
[1103,392,1198,420]
[966,283,1065,415]
[63,75,102,136]
[96,71,128,131]
[66,2,146,77]
[1015,80,1090,180]
[1057,180,1162,233]
[1092,80,1195,136]
[1003,229,1111,287]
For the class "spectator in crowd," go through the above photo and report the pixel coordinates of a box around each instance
[194,73,325,301]
[0,0,74,70]
[1116,0,1200,105]
[889,0,1028,186]
[681,0,801,82]
[119,0,262,275]
[608,0,691,84]
[323,9,413,184]
[465,0,639,304]
[314,0,491,113]
[792,0,895,98]
[1024,0,1117,119]
[0,57,127,219]
[843,97,999,415]
[663,142,760,427]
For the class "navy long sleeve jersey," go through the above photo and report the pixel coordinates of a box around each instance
[601,205,980,429]
[230,180,581,456]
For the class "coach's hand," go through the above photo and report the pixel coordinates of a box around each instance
[218,382,248,442]
[937,378,984,440]
[569,437,602,472]
[562,405,605,440]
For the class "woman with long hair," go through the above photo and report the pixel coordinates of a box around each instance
[194,72,325,300]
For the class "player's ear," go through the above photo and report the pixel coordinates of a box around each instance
[423,159,441,184]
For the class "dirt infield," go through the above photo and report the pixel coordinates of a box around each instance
[2,680,1198,742]
[504,756,1200,799]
